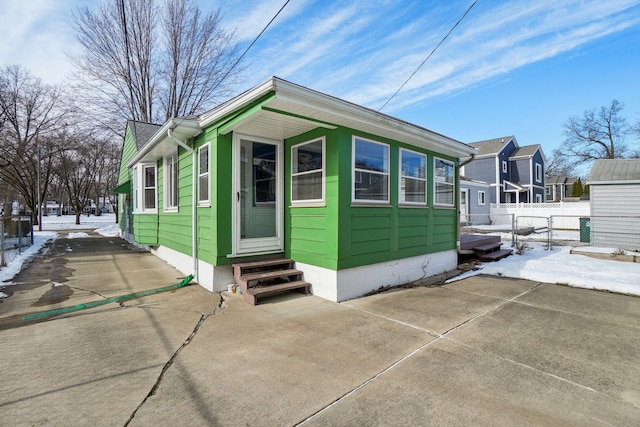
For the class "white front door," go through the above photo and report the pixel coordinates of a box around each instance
[233,134,284,255]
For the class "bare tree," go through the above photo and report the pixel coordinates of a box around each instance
[545,148,577,177]
[561,99,632,165]
[71,0,242,134]
[0,65,71,223]
[54,132,106,225]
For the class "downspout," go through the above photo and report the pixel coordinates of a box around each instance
[457,154,475,254]
[168,129,199,283]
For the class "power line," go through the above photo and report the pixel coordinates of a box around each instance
[214,0,291,91]
[378,0,478,112]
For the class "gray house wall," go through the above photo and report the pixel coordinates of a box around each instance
[590,184,640,250]
[465,157,497,184]
[460,181,491,225]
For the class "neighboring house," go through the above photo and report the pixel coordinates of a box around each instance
[545,175,577,202]
[461,136,546,204]
[116,77,477,302]
[459,177,491,225]
[586,159,640,251]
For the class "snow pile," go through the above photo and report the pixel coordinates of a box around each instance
[449,245,640,296]
[67,232,90,239]
[96,224,120,237]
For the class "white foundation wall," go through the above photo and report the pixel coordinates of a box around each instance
[150,245,234,292]
[297,250,457,302]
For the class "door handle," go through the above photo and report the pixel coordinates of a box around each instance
[237,192,240,202]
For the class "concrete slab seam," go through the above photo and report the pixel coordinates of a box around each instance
[123,292,226,426]
[295,337,442,426]
[445,336,640,411]
[298,283,547,425]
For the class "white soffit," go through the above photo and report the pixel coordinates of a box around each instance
[219,109,336,140]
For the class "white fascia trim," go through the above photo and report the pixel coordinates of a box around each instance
[127,117,201,168]
[199,78,276,128]
[273,79,477,158]
[199,77,476,159]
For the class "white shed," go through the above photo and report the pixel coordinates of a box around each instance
[586,159,640,251]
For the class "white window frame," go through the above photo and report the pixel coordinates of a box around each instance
[291,137,325,206]
[399,148,427,206]
[535,163,543,183]
[164,151,179,211]
[198,143,210,206]
[434,157,455,207]
[478,190,486,205]
[352,137,390,204]
[536,193,543,203]
[502,160,507,174]
[133,163,157,213]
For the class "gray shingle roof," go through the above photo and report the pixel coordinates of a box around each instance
[510,144,540,158]
[127,120,162,150]
[588,159,640,183]
[469,136,515,156]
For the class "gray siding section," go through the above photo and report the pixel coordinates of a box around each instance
[464,158,496,184]
[590,184,640,250]
[460,183,491,225]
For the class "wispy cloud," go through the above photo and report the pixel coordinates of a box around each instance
[233,0,640,114]
[342,0,640,111]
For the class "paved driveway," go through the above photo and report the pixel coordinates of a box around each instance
[1,233,639,426]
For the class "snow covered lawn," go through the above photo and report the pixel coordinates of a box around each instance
[449,245,640,297]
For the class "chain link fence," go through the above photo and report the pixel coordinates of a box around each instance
[514,216,550,250]
[1,215,34,267]
[462,212,640,253]
[551,215,640,252]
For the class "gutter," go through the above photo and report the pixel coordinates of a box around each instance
[457,153,476,255]
[168,129,199,284]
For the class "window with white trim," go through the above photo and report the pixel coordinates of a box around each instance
[353,137,389,203]
[198,143,210,204]
[291,138,324,204]
[434,157,455,206]
[502,160,507,174]
[536,193,543,203]
[478,191,486,205]
[400,148,426,204]
[535,163,543,183]
[133,163,157,213]
[164,152,178,210]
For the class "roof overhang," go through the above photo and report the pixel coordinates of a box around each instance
[201,77,477,159]
[126,118,201,168]
[587,180,640,185]
[504,180,526,192]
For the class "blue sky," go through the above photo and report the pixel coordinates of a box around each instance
[2,0,640,159]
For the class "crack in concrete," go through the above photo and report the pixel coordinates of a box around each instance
[123,293,225,426]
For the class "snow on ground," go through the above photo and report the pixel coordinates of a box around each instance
[1,214,119,285]
[2,213,639,298]
[448,245,640,296]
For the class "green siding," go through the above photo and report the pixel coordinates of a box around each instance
[284,125,459,271]
[121,90,460,273]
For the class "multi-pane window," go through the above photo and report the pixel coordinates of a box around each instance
[434,158,455,206]
[353,137,389,202]
[198,143,210,204]
[400,148,426,204]
[164,152,178,210]
[292,138,324,203]
[133,164,157,212]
